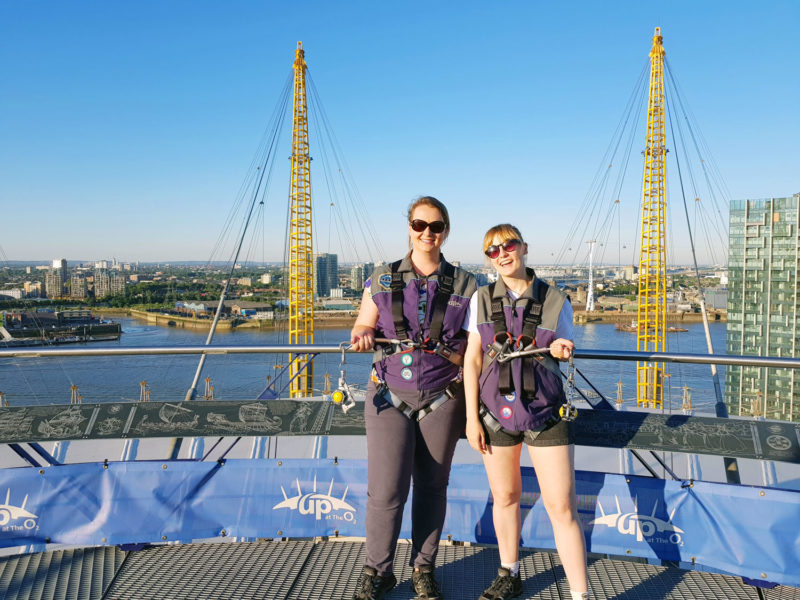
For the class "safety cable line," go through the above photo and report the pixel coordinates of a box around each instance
[206,73,292,265]
[554,60,649,268]
[664,60,729,259]
[306,73,386,263]
[667,86,726,405]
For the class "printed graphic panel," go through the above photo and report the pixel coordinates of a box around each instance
[0,403,798,464]
[0,460,797,587]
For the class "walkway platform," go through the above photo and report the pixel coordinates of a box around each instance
[1,539,798,600]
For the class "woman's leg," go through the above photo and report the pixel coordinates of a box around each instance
[482,443,524,565]
[365,388,415,575]
[526,443,588,594]
[411,393,466,568]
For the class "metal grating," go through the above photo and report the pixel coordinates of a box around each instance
[766,585,800,600]
[0,539,798,599]
[104,540,315,600]
[286,539,366,600]
[585,556,759,599]
[0,547,126,600]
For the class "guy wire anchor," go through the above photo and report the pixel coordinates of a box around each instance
[330,342,356,413]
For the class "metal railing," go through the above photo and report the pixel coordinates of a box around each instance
[3,344,800,369]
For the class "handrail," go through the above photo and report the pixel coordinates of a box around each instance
[2,344,800,369]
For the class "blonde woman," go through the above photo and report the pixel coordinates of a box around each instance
[463,224,589,600]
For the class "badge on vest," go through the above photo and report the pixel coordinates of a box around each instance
[504,392,516,403]
[401,354,413,366]
[500,406,513,419]
[401,368,413,380]
[379,273,392,290]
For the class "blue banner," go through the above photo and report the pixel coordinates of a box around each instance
[0,459,797,586]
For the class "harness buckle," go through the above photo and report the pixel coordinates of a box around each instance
[478,403,503,433]
[487,332,512,359]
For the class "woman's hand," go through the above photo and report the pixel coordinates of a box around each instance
[350,325,375,352]
[466,418,487,454]
[549,338,574,361]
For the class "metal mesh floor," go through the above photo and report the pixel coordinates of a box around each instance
[1,539,799,600]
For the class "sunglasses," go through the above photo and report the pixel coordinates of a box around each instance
[484,238,522,259]
[409,219,447,234]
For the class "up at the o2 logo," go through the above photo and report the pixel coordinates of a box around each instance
[273,476,357,524]
[0,489,39,532]
[590,495,684,545]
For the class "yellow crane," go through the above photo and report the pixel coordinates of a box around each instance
[288,42,314,397]
[636,27,667,409]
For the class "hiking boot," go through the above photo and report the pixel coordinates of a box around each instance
[353,565,397,600]
[479,567,523,600]
[411,565,442,599]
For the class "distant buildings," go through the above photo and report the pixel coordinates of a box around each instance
[726,193,800,422]
[314,253,338,299]
[350,265,364,291]
[44,259,67,298]
[70,274,87,299]
[94,269,126,299]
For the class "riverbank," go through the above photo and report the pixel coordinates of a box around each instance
[127,308,356,331]
[573,309,726,324]
[119,307,725,330]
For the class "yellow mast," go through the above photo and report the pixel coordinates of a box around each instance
[636,27,667,409]
[288,41,314,398]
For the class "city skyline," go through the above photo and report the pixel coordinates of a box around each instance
[2,1,798,266]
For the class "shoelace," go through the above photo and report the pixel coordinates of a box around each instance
[356,572,380,597]
[487,573,517,595]
[414,571,440,596]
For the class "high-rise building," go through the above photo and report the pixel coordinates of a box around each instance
[314,253,338,299]
[726,193,800,422]
[94,270,111,299]
[363,262,375,283]
[111,272,126,296]
[94,269,125,299]
[70,274,87,299]
[350,265,365,291]
[45,259,67,298]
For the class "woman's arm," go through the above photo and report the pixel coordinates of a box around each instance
[464,330,487,454]
[350,287,379,351]
[549,300,574,361]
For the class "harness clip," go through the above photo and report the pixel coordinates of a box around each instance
[331,342,356,413]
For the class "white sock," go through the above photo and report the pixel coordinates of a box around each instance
[500,561,519,576]
[570,591,590,600]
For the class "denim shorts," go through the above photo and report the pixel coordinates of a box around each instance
[484,413,572,447]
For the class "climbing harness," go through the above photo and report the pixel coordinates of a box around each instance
[371,368,458,421]
[484,278,547,398]
[383,259,463,366]
[559,353,578,421]
[330,342,356,414]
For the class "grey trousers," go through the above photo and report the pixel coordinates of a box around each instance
[364,382,466,575]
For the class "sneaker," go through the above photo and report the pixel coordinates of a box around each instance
[353,565,397,600]
[479,567,523,600]
[411,565,442,599]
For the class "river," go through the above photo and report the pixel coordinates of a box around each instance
[0,317,727,413]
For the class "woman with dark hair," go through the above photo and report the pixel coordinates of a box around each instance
[463,224,590,600]
[350,196,477,600]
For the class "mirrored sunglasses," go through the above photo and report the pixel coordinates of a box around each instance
[484,238,521,259]
[409,219,447,234]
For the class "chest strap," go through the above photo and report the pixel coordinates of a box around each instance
[387,260,461,364]
[372,340,463,366]
[390,259,408,341]
[485,279,548,400]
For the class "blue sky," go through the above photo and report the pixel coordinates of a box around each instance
[1,1,798,266]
